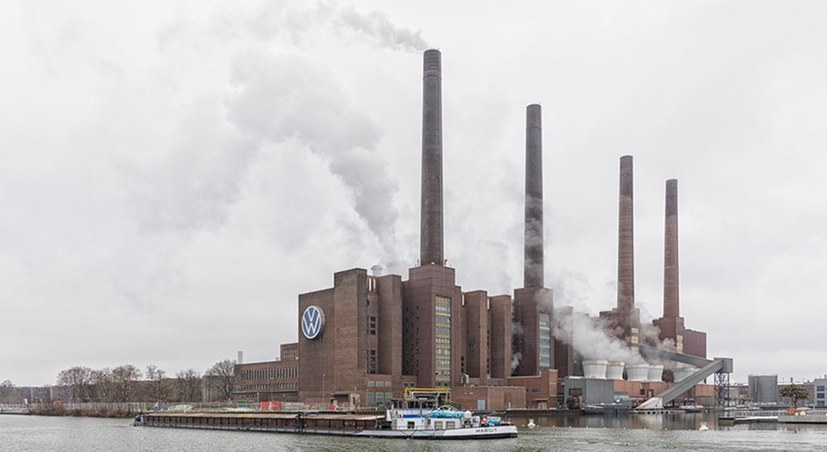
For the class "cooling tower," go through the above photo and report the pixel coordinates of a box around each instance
[647,364,664,382]
[606,361,625,380]
[627,364,649,381]
[583,360,608,379]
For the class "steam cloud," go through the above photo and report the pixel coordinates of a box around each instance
[337,5,429,52]
[226,52,400,264]
[134,1,429,271]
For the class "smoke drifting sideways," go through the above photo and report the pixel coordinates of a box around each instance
[226,52,401,268]
[134,2,431,274]
[552,310,643,364]
[252,1,429,52]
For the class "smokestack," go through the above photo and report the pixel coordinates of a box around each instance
[524,104,544,288]
[617,155,634,312]
[420,49,444,266]
[663,179,679,318]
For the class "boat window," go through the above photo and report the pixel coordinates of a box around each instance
[407,421,415,429]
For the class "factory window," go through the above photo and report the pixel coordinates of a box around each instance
[367,316,377,335]
[368,349,377,374]
[818,386,825,392]
[366,392,374,406]
[376,392,384,405]
[368,381,375,387]
[386,392,393,401]
[435,296,452,386]
[818,393,824,399]
[539,312,551,369]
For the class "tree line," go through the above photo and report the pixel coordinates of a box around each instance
[53,358,238,403]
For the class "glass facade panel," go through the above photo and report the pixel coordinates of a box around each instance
[539,312,551,369]
[435,296,452,386]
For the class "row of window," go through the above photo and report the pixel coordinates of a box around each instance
[365,391,394,406]
[239,383,298,390]
[435,296,452,386]
[367,349,377,374]
[241,367,298,381]
[367,380,393,388]
[539,313,552,369]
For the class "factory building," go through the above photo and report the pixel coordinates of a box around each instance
[238,48,714,410]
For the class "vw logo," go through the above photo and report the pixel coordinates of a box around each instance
[301,305,325,340]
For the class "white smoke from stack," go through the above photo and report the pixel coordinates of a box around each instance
[337,5,429,52]
[552,308,644,364]
[226,52,400,267]
[252,2,429,53]
[511,352,522,373]
[138,1,427,273]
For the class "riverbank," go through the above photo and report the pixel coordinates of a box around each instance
[28,405,136,418]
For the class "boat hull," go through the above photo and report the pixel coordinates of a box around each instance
[357,425,518,439]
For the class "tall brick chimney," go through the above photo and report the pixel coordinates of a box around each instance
[663,179,679,318]
[524,104,544,288]
[419,49,444,266]
[617,155,634,312]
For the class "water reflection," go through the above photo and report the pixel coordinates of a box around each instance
[509,411,827,434]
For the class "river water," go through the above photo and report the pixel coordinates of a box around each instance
[2,413,827,451]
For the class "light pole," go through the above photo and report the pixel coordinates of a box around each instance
[322,373,326,406]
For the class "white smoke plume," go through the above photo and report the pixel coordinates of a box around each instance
[226,51,400,265]
[552,308,644,365]
[252,1,429,52]
[511,352,522,372]
[337,5,429,52]
[132,0,430,274]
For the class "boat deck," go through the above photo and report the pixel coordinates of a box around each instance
[139,412,518,439]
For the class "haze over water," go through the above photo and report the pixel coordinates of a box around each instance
[2,414,827,451]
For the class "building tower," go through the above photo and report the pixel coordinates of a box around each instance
[403,49,462,388]
[601,156,641,346]
[420,48,444,267]
[513,104,554,377]
[653,179,707,358]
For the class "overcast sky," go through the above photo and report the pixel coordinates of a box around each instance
[2,0,825,386]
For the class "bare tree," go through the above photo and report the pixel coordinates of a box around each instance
[112,365,142,402]
[145,364,174,402]
[57,366,93,402]
[175,368,202,402]
[0,380,22,404]
[91,368,115,402]
[205,359,236,401]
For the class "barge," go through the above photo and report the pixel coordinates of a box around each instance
[136,396,518,439]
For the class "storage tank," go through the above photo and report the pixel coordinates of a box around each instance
[583,360,608,379]
[748,375,779,403]
[647,364,664,382]
[627,363,649,381]
[606,361,625,380]
[673,366,696,383]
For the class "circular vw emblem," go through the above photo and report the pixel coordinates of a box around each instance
[301,305,325,340]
